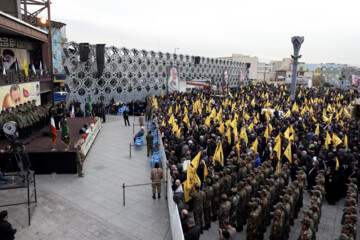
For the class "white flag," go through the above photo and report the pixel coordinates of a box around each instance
[39,61,43,76]
[70,105,75,118]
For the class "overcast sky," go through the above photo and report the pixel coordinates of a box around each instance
[46,0,360,66]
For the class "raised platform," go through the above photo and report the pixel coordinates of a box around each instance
[0,117,99,174]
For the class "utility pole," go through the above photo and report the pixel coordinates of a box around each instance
[290,36,304,101]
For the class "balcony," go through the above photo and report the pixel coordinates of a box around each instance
[0,69,52,93]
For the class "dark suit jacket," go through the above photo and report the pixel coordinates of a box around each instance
[0,220,16,240]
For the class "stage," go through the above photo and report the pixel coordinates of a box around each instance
[0,117,100,174]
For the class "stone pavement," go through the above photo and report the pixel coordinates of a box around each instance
[0,115,171,240]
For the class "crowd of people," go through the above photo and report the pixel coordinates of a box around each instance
[0,101,52,139]
[150,84,359,240]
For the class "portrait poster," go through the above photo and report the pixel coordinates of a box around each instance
[239,69,245,86]
[0,82,41,110]
[167,66,179,93]
[351,75,360,88]
[222,69,229,89]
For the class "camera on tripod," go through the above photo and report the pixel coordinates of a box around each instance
[2,121,30,176]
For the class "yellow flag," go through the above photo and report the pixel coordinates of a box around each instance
[251,98,255,107]
[284,127,290,139]
[264,127,269,141]
[177,128,181,138]
[332,133,342,147]
[23,58,28,77]
[284,109,291,118]
[289,125,295,134]
[219,122,225,134]
[169,114,175,126]
[344,108,352,117]
[184,162,201,202]
[213,143,224,166]
[251,138,258,153]
[168,106,172,114]
[325,131,331,149]
[275,134,281,143]
[248,122,254,131]
[335,158,339,171]
[161,120,166,127]
[312,116,317,123]
[274,138,281,173]
[225,128,232,144]
[183,114,190,127]
[315,124,319,135]
[191,151,202,170]
[344,135,348,150]
[202,160,209,179]
[205,116,211,127]
[240,127,248,146]
[284,143,292,163]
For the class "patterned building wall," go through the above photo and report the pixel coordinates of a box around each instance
[63,42,248,106]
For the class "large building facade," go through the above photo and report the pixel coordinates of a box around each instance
[64,42,248,107]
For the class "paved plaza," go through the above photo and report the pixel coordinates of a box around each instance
[0,115,359,240]
[0,115,171,240]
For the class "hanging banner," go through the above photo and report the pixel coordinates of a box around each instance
[351,75,360,88]
[167,66,179,93]
[222,68,229,89]
[239,69,245,86]
[0,82,41,110]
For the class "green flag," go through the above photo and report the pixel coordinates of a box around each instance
[89,95,92,113]
[61,117,71,147]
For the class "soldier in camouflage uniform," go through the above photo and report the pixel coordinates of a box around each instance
[211,176,220,221]
[258,189,269,240]
[229,188,239,228]
[224,168,232,196]
[203,178,213,230]
[189,183,205,233]
[303,210,316,240]
[269,209,284,240]
[236,181,247,232]
[246,200,261,240]
[341,224,355,240]
[298,218,313,240]
[218,194,231,229]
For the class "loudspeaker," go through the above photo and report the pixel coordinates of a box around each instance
[79,43,90,62]
[96,44,106,78]
[64,84,70,92]
[194,56,200,65]
[79,127,86,134]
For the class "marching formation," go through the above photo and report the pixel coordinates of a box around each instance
[151,84,359,240]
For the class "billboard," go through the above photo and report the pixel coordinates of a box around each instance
[239,69,245,86]
[167,66,179,92]
[51,22,67,74]
[352,75,360,88]
[222,69,229,89]
[0,82,41,110]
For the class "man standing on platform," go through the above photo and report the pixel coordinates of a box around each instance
[76,145,85,177]
[123,109,130,126]
[146,131,154,157]
[150,162,163,199]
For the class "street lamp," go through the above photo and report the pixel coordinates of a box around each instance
[290,36,304,101]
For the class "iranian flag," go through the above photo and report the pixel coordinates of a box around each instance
[61,116,71,147]
[39,61,43,76]
[49,115,57,144]
[70,105,75,118]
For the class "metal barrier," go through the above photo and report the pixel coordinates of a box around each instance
[155,122,185,240]
[122,181,166,206]
[129,143,160,158]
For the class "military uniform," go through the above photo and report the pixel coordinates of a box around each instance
[211,177,220,221]
[236,182,247,232]
[229,188,239,228]
[150,167,163,198]
[298,218,313,240]
[189,185,205,229]
[203,179,213,229]
[76,147,85,177]
[218,194,231,229]
[270,210,284,240]
[246,201,262,240]
[146,133,154,156]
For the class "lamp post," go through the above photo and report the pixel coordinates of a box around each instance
[290,36,304,101]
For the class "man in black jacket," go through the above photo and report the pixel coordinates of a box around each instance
[185,218,200,240]
[0,210,17,240]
